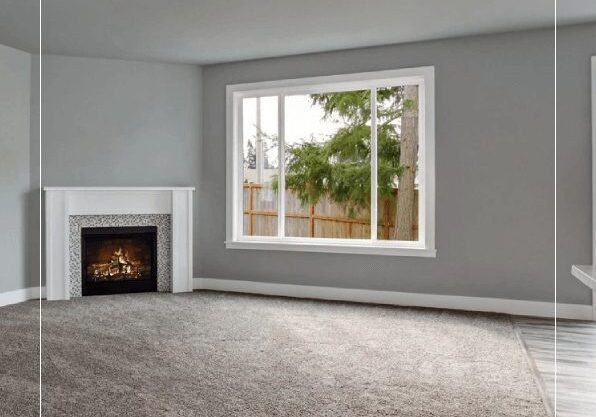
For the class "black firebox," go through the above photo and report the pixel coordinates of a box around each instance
[81,226,157,296]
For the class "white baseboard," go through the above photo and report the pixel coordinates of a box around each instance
[3,280,588,320]
[0,286,46,307]
[194,277,593,321]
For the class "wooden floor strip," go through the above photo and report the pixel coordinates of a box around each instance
[515,317,596,417]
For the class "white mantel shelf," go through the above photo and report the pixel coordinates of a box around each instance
[44,187,195,301]
[571,265,596,320]
[571,265,596,290]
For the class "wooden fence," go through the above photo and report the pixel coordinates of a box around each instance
[243,183,418,240]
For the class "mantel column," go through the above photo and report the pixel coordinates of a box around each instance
[171,189,194,293]
[45,190,70,300]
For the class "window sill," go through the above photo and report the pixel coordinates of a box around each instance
[225,239,437,257]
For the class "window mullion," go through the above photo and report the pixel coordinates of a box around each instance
[256,97,263,184]
[370,88,378,241]
[236,98,244,241]
[277,95,286,238]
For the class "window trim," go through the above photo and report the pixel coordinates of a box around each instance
[226,67,436,257]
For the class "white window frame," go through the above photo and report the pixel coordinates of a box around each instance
[226,66,436,257]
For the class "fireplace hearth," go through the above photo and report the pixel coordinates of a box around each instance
[81,226,157,296]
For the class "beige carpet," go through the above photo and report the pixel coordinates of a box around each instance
[4,291,549,416]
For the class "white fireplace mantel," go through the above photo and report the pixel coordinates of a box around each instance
[44,187,195,301]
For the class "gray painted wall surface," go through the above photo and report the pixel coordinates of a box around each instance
[557,23,596,306]
[200,28,563,303]
[29,54,40,291]
[41,55,202,279]
[0,44,32,292]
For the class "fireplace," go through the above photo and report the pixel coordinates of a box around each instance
[81,226,157,296]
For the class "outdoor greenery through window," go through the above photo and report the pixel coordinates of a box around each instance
[229,68,435,256]
[282,90,372,239]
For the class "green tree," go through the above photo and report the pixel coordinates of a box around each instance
[275,86,418,239]
[276,88,402,211]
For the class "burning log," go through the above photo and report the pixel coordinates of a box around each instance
[88,247,142,280]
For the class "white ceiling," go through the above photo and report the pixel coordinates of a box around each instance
[1,0,596,64]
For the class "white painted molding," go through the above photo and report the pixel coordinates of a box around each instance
[193,277,593,321]
[0,287,46,307]
[44,187,195,300]
[171,189,194,293]
[224,239,437,257]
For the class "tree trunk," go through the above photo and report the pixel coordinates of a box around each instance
[394,85,419,240]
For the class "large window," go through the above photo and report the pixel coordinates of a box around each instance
[226,67,435,256]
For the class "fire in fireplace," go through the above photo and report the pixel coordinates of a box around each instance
[81,226,157,296]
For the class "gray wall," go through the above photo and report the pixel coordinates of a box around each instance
[37,26,595,306]
[41,55,202,278]
[200,28,563,303]
[557,23,596,305]
[0,44,32,292]
[29,54,40,291]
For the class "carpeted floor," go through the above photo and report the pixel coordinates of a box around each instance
[2,291,549,416]
[0,300,40,417]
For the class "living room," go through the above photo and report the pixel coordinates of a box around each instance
[1,1,595,416]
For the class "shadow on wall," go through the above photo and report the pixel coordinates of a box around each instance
[25,188,40,289]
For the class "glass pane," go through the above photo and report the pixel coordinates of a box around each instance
[376,85,419,241]
[284,90,371,239]
[242,96,278,237]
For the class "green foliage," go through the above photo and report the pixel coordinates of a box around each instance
[279,87,406,215]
